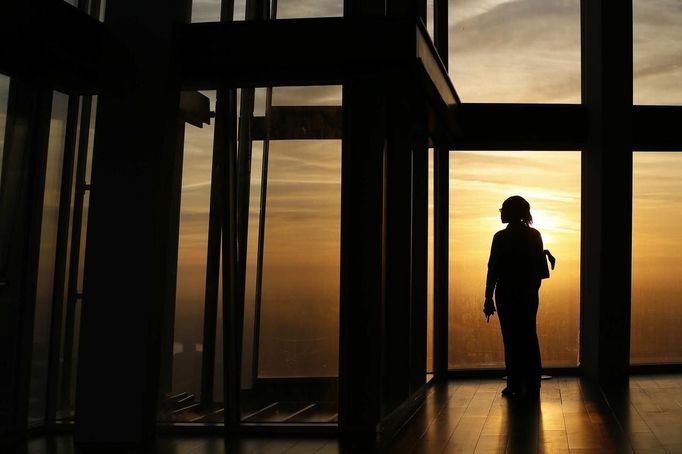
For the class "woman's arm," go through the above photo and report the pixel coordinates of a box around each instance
[485,234,499,299]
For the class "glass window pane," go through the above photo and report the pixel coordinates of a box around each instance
[29,91,69,427]
[158,91,215,422]
[427,148,435,376]
[634,0,682,105]
[275,0,342,19]
[631,152,682,364]
[241,86,341,424]
[192,0,221,22]
[448,0,580,103]
[449,151,580,369]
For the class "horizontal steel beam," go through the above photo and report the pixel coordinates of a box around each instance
[451,103,588,150]
[0,0,103,92]
[633,106,682,151]
[251,106,342,140]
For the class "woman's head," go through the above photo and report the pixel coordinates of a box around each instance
[500,196,533,225]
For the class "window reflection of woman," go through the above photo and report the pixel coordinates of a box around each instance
[483,196,549,398]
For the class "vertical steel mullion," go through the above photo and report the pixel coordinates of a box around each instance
[222,88,241,429]
[218,0,239,430]
[249,0,276,396]
[60,95,92,413]
[250,85,273,386]
[45,95,80,424]
[236,89,255,319]
[200,100,226,407]
[432,0,449,379]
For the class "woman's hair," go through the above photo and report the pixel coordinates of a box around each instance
[501,195,533,225]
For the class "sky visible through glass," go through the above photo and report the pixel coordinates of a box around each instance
[173,1,682,378]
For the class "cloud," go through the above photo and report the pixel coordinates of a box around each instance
[448,0,580,102]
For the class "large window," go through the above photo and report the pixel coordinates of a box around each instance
[634,0,682,105]
[448,0,580,103]
[449,151,580,369]
[631,152,682,364]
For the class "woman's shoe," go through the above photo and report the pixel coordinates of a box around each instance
[501,387,522,397]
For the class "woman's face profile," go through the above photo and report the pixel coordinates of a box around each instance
[500,207,509,224]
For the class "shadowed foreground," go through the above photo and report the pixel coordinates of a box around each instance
[7,375,682,453]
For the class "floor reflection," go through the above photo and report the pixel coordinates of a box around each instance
[9,375,682,453]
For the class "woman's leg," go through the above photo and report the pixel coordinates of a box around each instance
[497,299,523,392]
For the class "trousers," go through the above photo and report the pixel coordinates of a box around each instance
[495,284,542,392]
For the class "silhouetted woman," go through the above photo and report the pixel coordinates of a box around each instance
[483,196,549,398]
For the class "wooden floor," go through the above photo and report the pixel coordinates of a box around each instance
[7,375,682,453]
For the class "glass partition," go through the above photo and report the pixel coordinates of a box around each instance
[29,92,69,427]
[449,151,580,369]
[158,91,216,422]
[631,152,682,364]
[448,0,580,103]
[634,0,682,105]
[240,85,341,424]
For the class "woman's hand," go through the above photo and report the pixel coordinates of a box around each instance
[483,297,496,322]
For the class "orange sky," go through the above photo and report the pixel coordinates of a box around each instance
[170,0,682,372]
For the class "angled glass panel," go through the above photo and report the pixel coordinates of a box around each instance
[241,85,341,424]
[158,91,216,422]
[448,0,580,103]
[634,1,682,105]
[449,151,580,369]
[631,152,682,364]
[29,91,69,427]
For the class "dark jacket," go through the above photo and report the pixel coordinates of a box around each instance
[485,223,549,300]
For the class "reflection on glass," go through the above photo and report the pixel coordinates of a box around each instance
[29,92,69,427]
[449,151,580,369]
[0,74,9,184]
[634,0,682,105]
[241,86,341,424]
[158,91,215,422]
[448,0,580,103]
[631,153,682,364]
[427,149,435,375]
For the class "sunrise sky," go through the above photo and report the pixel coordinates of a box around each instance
[165,0,682,387]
